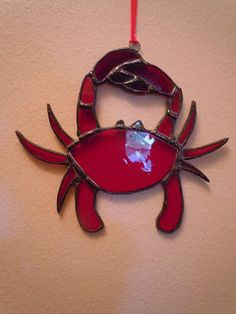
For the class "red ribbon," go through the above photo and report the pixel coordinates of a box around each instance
[130,0,139,45]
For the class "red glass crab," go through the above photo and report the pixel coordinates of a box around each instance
[16,48,228,234]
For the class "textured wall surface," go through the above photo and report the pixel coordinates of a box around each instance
[1,1,236,313]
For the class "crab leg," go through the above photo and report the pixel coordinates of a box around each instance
[182,161,209,182]
[77,74,99,136]
[177,101,197,145]
[57,167,78,213]
[75,180,104,232]
[156,173,183,233]
[47,104,74,147]
[183,138,228,160]
[16,131,68,164]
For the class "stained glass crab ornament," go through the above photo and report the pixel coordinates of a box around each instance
[16,48,228,234]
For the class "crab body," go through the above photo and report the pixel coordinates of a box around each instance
[16,48,228,234]
[70,128,178,193]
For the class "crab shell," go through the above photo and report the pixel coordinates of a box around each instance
[69,127,179,193]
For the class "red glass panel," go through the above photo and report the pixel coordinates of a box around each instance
[80,75,95,104]
[70,129,178,193]
[109,71,134,83]
[157,174,183,233]
[57,167,77,213]
[169,87,182,114]
[16,131,68,164]
[47,104,74,146]
[125,79,149,93]
[182,161,209,182]
[75,180,104,232]
[94,48,141,82]
[177,102,196,145]
[78,108,98,134]
[183,138,228,160]
[123,63,175,95]
[156,114,174,137]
